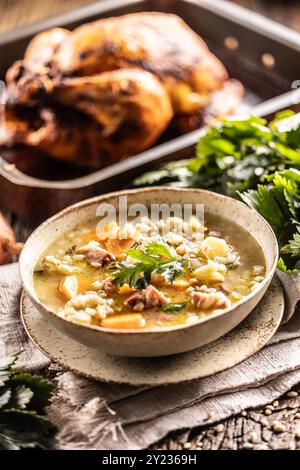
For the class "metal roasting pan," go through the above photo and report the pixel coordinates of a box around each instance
[0,0,300,224]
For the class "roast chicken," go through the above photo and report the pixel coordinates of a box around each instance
[0,12,244,168]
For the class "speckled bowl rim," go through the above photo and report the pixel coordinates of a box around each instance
[19,187,279,335]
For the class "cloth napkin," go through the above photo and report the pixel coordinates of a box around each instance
[1,262,300,450]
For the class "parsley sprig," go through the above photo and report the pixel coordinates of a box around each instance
[134,111,300,273]
[112,242,189,289]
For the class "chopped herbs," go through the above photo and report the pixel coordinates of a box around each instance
[160,302,188,313]
[112,242,189,289]
[0,352,57,450]
[134,111,300,273]
[65,245,77,255]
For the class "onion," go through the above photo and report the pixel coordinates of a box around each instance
[0,212,23,265]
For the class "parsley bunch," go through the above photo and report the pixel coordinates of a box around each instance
[134,111,300,273]
[241,169,300,272]
[135,111,300,194]
[112,242,189,289]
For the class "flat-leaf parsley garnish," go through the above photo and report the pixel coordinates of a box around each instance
[112,242,190,289]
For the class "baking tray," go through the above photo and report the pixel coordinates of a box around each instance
[1,0,300,224]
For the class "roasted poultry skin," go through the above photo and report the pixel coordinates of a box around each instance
[1,12,244,168]
[2,69,173,166]
[52,13,229,111]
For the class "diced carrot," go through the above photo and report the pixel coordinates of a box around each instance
[77,277,92,294]
[101,313,145,329]
[119,284,134,295]
[172,279,191,290]
[59,275,78,300]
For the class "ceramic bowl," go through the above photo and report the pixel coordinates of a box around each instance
[20,187,278,357]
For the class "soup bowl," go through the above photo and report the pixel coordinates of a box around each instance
[20,187,278,357]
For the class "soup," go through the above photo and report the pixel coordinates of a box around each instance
[33,214,266,330]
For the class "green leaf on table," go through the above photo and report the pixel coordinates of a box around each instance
[0,390,12,408]
[133,160,193,187]
[273,142,300,163]
[0,352,57,449]
[271,110,300,147]
[0,409,57,450]
[9,373,55,411]
[0,352,21,387]
[281,226,300,257]
[9,385,33,410]
[277,256,300,274]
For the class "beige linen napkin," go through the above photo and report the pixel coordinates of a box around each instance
[1,263,300,450]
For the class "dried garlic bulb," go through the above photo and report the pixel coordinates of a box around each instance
[0,213,23,265]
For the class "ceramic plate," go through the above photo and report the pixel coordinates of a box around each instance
[21,276,284,386]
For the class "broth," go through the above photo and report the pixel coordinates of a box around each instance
[34,214,266,330]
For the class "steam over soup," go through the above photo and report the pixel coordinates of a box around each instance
[34,214,266,330]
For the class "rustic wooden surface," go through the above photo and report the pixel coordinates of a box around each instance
[1,0,300,451]
[0,0,300,34]
[154,390,300,450]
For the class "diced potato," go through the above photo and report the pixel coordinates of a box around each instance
[201,236,229,259]
[119,284,134,295]
[101,313,145,329]
[172,279,191,290]
[193,261,226,283]
[59,275,78,300]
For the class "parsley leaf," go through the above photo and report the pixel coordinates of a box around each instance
[239,185,287,241]
[277,257,300,274]
[160,302,188,313]
[145,242,174,258]
[134,110,300,272]
[112,242,189,289]
[281,226,300,257]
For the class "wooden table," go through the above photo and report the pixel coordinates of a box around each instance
[0,0,300,34]
[1,0,300,451]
